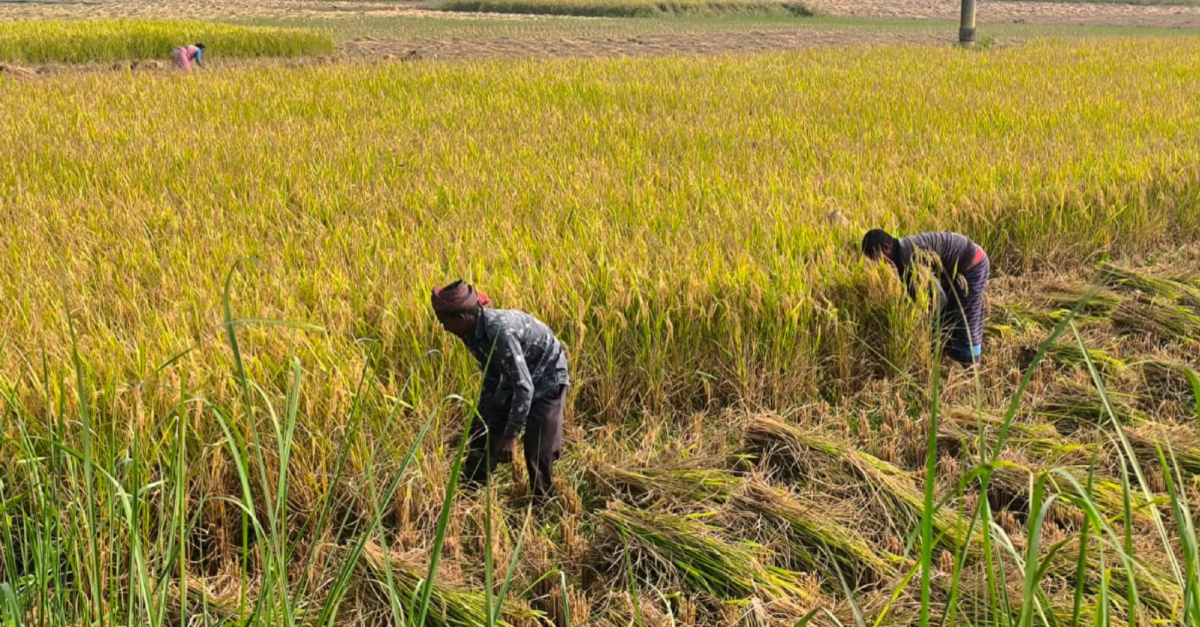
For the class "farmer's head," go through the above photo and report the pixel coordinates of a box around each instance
[195,43,206,50]
[862,229,897,262]
[431,280,490,338]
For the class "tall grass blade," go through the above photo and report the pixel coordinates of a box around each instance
[414,398,476,627]
[1018,473,1056,627]
[559,571,571,627]
[1158,446,1200,624]
[1069,456,1096,627]
[65,307,102,627]
[919,319,943,627]
[493,506,532,625]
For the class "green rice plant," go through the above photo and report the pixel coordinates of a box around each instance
[1065,322,1187,618]
[0,20,333,64]
[597,501,813,602]
[1160,447,1200,622]
[437,0,816,17]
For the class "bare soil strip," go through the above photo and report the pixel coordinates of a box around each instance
[0,0,560,22]
[342,29,946,59]
[807,0,1200,27]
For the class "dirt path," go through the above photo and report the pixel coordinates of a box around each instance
[343,29,945,59]
[807,0,1200,28]
[0,0,555,22]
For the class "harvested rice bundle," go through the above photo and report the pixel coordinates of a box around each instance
[597,501,814,603]
[1112,297,1200,345]
[359,543,540,627]
[1125,424,1200,477]
[1098,262,1200,310]
[1040,282,1123,318]
[1137,359,1200,405]
[988,301,1046,335]
[987,461,1152,526]
[731,479,900,584]
[1038,341,1127,376]
[592,462,742,504]
[940,408,1094,469]
[1035,381,1149,431]
[745,415,975,552]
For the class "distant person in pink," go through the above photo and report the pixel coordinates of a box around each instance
[170,43,205,71]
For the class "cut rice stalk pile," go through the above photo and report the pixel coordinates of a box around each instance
[745,415,976,552]
[1137,358,1200,404]
[1040,283,1123,318]
[359,543,539,627]
[939,408,1090,465]
[596,501,814,603]
[593,463,742,504]
[1125,424,1200,477]
[1112,297,1200,344]
[731,480,900,584]
[1039,341,1127,375]
[1098,262,1200,310]
[1035,381,1149,431]
[987,461,1154,526]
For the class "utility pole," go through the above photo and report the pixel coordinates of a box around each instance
[959,0,977,46]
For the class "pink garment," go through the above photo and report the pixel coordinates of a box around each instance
[171,45,199,71]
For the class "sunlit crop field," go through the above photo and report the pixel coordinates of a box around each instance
[2,38,1200,627]
[0,20,333,63]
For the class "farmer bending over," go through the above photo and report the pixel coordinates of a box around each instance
[431,280,570,499]
[862,229,990,365]
[171,43,205,71]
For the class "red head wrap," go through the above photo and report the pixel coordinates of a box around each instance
[430,280,491,314]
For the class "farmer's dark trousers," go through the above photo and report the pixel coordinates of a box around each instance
[942,253,990,365]
[464,385,565,498]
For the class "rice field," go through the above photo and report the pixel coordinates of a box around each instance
[0,20,333,64]
[2,34,1200,627]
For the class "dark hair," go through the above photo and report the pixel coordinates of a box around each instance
[195,43,206,50]
[861,228,896,257]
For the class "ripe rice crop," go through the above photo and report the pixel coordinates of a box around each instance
[0,19,334,64]
[2,39,1199,415]
[2,37,1200,627]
